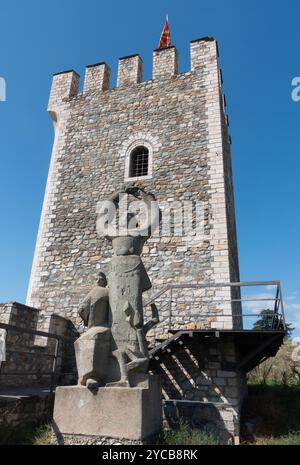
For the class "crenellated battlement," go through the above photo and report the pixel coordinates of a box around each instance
[84,62,110,93]
[48,69,80,111]
[153,45,178,80]
[48,37,221,109]
[117,54,143,86]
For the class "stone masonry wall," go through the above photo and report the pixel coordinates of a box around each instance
[26,38,241,333]
[0,303,70,388]
[150,335,247,444]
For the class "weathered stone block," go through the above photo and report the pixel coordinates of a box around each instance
[53,376,162,441]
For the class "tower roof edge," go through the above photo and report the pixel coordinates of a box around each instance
[53,69,80,77]
[190,36,215,44]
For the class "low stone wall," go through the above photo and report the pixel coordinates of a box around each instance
[0,304,11,325]
[0,393,54,432]
[0,302,72,388]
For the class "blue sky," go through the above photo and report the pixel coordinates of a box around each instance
[0,0,299,335]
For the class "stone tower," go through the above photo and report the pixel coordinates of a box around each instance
[23,37,250,443]
[27,38,240,333]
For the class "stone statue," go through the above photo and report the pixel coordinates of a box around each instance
[74,272,110,389]
[74,184,160,389]
[106,183,160,387]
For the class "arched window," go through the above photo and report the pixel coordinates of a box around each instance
[123,134,159,181]
[129,146,149,178]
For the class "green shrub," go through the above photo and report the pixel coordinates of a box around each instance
[248,342,300,386]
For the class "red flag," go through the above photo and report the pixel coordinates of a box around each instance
[158,18,171,49]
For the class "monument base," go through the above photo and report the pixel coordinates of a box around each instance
[52,375,162,443]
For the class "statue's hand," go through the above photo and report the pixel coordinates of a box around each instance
[123,182,136,194]
[124,182,146,198]
[78,305,89,327]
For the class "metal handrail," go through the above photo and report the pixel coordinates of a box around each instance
[0,322,71,341]
[144,281,281,306]
[144,281,286,342]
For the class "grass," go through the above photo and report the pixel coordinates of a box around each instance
[254,432,300,445]
[158,421,219,445]
[0,423,52,445]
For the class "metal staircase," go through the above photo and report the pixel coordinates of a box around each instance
[146,281,287,372]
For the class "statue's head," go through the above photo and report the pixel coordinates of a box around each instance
[96,272,107,287]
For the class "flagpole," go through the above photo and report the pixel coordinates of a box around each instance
[166,14,170,46]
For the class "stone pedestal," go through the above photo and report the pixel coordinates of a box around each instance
[53,375,162,443]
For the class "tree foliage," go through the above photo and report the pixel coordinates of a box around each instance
[253,309,294,338]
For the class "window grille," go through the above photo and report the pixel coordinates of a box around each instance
[129,146,149,178]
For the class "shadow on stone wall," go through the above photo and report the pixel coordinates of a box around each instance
[163,401,233,444]
[150,336,242,443]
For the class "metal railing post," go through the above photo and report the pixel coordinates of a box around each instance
[168,287,173,337]
[279,285,286,331]
[271,283,280,329]
[274,284,280,315]
[50,339,59,393]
